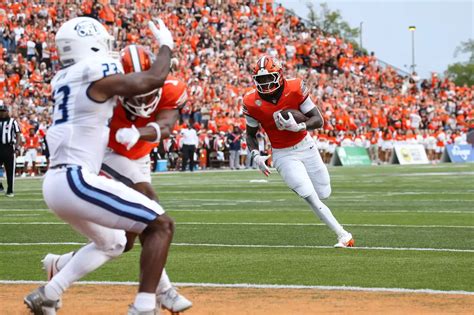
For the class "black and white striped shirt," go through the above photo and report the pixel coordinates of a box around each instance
[0,118,21,146]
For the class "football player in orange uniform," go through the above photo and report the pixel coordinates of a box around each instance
[104,45,192,312]
[42,45,192,313]
[244,56,354,248]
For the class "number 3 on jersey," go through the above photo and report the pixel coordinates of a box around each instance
[53,85,70,125]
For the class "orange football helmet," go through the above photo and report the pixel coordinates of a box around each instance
[119,45,162,117]
[252,55,284,94]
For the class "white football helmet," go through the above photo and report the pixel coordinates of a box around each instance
[55,17,114,67]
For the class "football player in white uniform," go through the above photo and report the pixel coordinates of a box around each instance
[40,46,192,313]
[24,17,176,315]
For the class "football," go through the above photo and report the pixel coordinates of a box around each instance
[280,109,309,123]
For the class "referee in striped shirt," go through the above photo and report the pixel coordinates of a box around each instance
[0,104,21,197]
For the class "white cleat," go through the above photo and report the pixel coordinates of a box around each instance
[157,287,193,313]
[334,232,355,248]
[42,254,60,281]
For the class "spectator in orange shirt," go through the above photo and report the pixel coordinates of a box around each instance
[22,127,41,176]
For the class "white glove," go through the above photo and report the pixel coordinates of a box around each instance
[148,18,174,50]
[273,111,285,130]
[277,112,306,132]
[116,125,140,150]
[250,150,271,177]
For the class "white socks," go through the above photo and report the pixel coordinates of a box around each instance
[56,251,74,270]
[304,191,346,237]
[133,292,156,311]
[44,243,114,301]
[50,251,173,296]
[156,269,172,294]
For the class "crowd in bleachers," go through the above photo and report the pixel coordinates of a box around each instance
[0,0,472,174]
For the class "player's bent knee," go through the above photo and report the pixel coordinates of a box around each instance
[96,232,127,258]
[317,185,331,200]
[293,183,314,199]
[145,214,175,238]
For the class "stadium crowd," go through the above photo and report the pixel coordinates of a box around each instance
[0,0,472,175]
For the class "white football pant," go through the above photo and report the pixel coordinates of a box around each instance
[102,149,152,185]
[273,134,331,199]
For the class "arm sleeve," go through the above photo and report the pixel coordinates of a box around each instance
[299,96,316,114]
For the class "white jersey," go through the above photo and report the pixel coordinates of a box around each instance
[47,57,124,173]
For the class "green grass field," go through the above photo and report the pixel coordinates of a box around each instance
[1,164,473,293]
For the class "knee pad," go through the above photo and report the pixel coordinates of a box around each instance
[292,182,315,199]
[96,231,127,258]
[317,184,332,200]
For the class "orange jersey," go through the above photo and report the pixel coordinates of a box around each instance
[243,78,309,149]
[24,134,40,149]
[108,77,187,159]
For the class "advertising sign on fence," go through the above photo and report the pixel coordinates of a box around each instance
[442,144,474,163]
[392,144,429,165]
[331,147,371,166]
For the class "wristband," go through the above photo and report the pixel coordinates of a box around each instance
[146,122,161,143]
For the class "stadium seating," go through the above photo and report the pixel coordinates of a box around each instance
[0,0,472,169]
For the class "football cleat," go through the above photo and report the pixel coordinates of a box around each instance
[24,286,59,315]
[157,287,193,313]
[42,254,62,310]
[334,232,355,248]
[42,254,60,281]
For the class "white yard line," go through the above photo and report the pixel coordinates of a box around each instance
[0,208,472,214]
[0,280,472,295]
[0,221,473,229]
[0,242,472,253]
[1,214,41,217]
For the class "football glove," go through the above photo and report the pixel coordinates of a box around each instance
[148,18,174,50]
[277,112,306,132]
[250,150,271,177]
[116,125,140,150]
[273,111,285,130]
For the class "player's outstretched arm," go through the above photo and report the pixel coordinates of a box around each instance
[89,18,173,102]
[88,46,172,102]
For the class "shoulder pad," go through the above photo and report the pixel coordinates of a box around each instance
[244,89,256,98]
[300,79,310,98]
[57,57,124,85]
[162,79,187,109]
[81,57,124,83]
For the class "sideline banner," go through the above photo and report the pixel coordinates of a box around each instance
[442,144,474,163]
[392,144,429,165]
[331,147,371,166]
